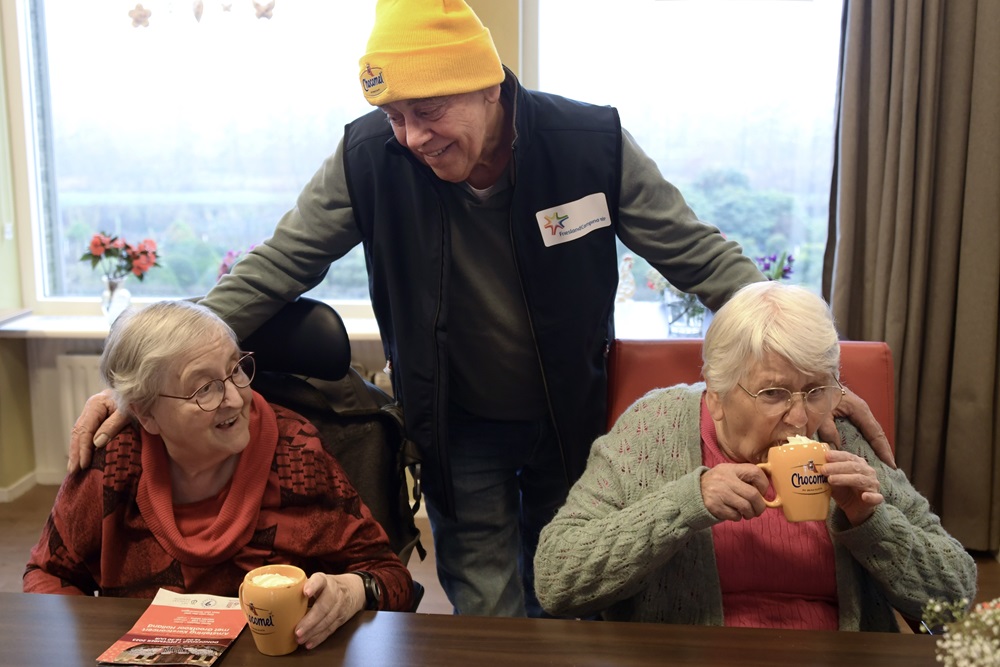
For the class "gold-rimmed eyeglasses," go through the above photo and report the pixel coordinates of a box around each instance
[737,379,845,417]
[158,352,255,412]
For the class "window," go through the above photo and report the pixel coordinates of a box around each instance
[536,0,843,300]
[11,1,842,321]
[18,0,376,306]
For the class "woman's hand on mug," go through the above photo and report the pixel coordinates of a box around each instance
[295,573,365,649]
[823,449,884,526]
[700,463,770,522]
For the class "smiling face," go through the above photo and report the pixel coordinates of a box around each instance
[380,85,507,187]
[705,351,831,464]
[135,335,252,469]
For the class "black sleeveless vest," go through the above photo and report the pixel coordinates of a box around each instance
[343,73,623,514]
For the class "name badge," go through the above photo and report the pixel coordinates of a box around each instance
[535,193,612,248]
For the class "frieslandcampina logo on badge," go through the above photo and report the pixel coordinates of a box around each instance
[534,193,612,248]
[361,63,387,98]
[543,211,568,235]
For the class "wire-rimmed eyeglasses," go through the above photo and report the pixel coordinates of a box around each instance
[737,379,845,417]
[158,352,255,412]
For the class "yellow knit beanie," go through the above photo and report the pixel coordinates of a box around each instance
[359,0,505,106]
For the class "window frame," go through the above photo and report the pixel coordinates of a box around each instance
[0,0,381,318]
[3,0,837,320]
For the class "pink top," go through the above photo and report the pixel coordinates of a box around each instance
[700,399,839,630]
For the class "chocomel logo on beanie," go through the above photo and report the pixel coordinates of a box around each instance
[361,63,387,99]
[358,0,504,106]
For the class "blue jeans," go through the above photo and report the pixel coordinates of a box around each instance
[423,404,568,617]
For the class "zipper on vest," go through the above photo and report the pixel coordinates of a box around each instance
[506,151,571,487]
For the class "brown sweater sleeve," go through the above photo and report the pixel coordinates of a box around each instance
[23,459,107,595]
[310,445,414,611]
[270,405,414,612]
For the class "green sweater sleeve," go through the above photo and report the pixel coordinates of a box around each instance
[829,421,978,620]
[615,129,764,312]
[200,139,363,339]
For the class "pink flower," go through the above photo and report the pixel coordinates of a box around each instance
[80,230,161,282]
[89,234,110,256]
[217,244,257,282]
[130,253,155,275]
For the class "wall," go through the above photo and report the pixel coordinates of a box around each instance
[467,0,520,76]
[0,3,35,496]
[0,4,24,309]
[23,338,102,486]
[0,339,34,496]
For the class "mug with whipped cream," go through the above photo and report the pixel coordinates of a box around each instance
[757,435,832,522]
[238,564,308,656]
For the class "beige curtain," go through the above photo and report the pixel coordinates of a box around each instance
[826,0,1000,551]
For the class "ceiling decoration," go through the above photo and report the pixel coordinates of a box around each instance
[128,1,276,27]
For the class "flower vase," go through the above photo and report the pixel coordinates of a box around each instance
[662,292,705,338]
[101,276,132,324]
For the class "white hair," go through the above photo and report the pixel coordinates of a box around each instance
[99,301,237,418]
[702,281,840,396]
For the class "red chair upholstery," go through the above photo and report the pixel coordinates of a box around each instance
[606,339,895,452]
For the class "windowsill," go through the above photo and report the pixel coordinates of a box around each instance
[0,312,384,342]
[614,300,709,340]
[0,309,31,327]
[0,301,695,342]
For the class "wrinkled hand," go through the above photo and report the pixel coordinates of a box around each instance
[68,389,129,472]
[296,573,365,650]
[817,386,896,469]
[823,449,884,526]
[700,463,770,522]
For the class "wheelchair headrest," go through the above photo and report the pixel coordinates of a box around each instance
[239,297,353,382]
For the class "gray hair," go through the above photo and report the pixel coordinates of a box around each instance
[99,301,237,418]
[702,281,840,396]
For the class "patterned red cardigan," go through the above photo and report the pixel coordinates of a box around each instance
[24,391,413,611]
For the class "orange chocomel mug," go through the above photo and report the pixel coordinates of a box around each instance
[757,436,831,522]
[239,564,308,656]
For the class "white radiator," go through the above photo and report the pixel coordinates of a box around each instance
[55,354,106,459]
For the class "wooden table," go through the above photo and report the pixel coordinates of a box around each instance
[3,592,939,666]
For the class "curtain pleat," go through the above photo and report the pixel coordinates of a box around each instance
[829,0,1000,550]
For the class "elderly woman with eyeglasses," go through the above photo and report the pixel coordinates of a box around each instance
[534,281,975,631]
[24,301,412,649]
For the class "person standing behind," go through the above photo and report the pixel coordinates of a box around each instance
[69,0,894,618]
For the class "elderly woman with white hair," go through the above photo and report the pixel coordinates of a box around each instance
[534,281,976,631]
[25,300,412,649]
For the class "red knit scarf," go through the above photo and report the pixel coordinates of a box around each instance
[136,392,277,565]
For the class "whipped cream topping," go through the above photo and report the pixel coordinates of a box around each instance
[251,573,297,588]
